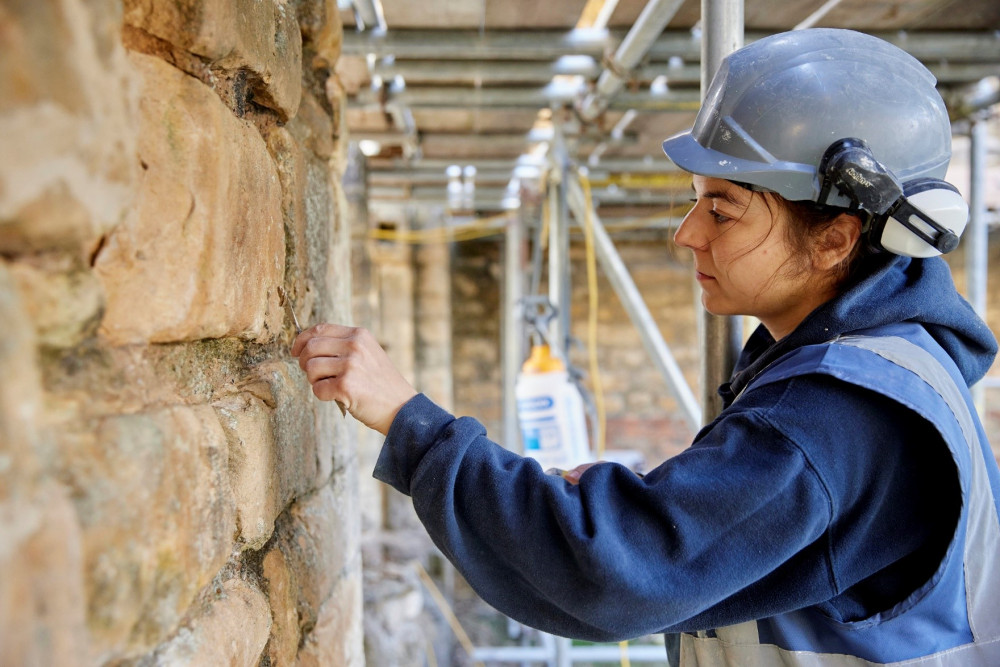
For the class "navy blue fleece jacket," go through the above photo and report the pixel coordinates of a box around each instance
[374,254,997,641]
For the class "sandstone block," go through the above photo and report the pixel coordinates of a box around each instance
[328,176,354,325]
[150,579,271,667]
[0,0,136,259]
[264,126,311,331]
[297,573,364,667]
[327,75,350,173]
[288,92,336,160]
[262,547,300,666]
[263,123,341,332]
[262,483,356,656]
[58,404,237,658]
[0,269,88,665]
[96,53,284,345]
[0,263,90,662]
[123,0,302,121]
[8,256,103,349]
[0,482,90,667]
[252,359,321,496]
[313,392,353,486]
[296,0,343,69]
[213,393,281,550]
[304,156,341,325]
[214,354,347,550]
[0,262,44,474]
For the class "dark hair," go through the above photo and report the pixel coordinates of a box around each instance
[760,193,877,290]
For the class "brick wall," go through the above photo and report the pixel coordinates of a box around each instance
[0,1,363,664]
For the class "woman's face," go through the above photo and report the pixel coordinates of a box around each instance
[674,175,836,340]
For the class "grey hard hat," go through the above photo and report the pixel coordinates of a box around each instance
[661,29,952,207]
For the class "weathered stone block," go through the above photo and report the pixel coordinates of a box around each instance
[0,482,90,667]
[288,92,336,160]
[326,75,350,173]
[262,482,358,659]
[57,404,237,659]
[8,256,103,349]
[305,157,341,326]
[313,393,352,487]
[252,359,321,495]
[0,0,136,259]
[123,0,303,121]
[262,545,300,665]
[214,355,347,550]
[148,579,271,666]
[213,393,281,550]
[296,0,342,69]
[0,264,90,663]
[297,573,364,667]
[0,262,44,475]
[264,121,343,332]
[96,53,284,345]
[264,126,311,331]
[329,177,353,323]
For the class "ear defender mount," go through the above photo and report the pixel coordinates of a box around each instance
[817,138,968,258]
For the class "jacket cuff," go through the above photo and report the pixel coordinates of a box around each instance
[373,393,456,495]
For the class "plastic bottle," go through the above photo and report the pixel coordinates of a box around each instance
[515,344,591,471]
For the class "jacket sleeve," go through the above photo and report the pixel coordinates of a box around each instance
[374,392,838,641]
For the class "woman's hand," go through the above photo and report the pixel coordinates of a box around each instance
[291,324,418,435]
[560,461,602,485]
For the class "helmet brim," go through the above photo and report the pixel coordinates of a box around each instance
[662,131,819,201]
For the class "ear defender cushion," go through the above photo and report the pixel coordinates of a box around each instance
[876,179,968,258]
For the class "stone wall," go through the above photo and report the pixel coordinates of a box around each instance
[0,1,363,665]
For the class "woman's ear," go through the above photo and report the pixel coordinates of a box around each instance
[814,213,862,272]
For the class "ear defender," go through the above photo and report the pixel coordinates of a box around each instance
[817,138,968,258]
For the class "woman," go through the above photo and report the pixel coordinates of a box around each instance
[293,29,1000,665]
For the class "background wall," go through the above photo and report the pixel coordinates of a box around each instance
[0,1,365,664]
[450,224,1000,470]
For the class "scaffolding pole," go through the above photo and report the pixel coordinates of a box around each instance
[503,210,527,452]
[697,0,744,424]
[968,115,989,319]
[969,114,989,407]
[549,123,573,359]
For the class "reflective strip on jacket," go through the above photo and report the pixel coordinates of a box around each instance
[680,323,1000,665]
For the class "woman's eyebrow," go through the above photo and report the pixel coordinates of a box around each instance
[691,184,748,208]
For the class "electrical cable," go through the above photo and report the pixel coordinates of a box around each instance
[579,171,633,667]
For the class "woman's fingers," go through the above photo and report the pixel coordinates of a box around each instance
[562,462,602,485]
[291,324,417,435]
[301,354,343,385]
[291,322,355,357]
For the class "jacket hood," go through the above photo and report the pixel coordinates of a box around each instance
[727,254,997,401]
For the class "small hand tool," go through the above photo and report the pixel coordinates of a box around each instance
[277,286,302,335]
[278,286,346,417]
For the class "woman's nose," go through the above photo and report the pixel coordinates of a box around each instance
[673,209,702,250]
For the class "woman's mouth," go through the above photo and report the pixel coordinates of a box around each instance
[695,271,715,282]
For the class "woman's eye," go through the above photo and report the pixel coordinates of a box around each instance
[709,210,731,224]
